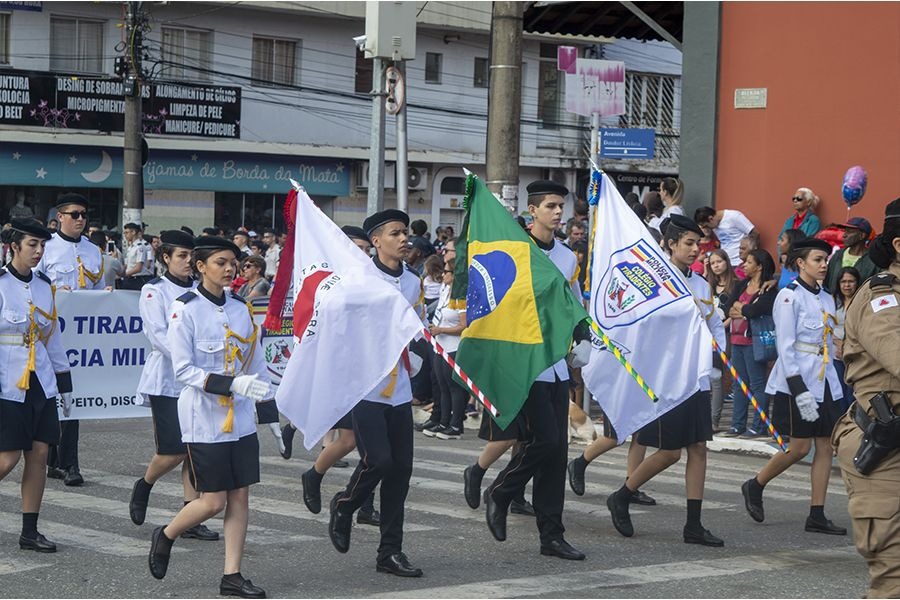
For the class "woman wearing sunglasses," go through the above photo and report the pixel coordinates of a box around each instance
[780,187,822,238]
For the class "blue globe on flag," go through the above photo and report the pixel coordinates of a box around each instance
[467,251,516,322]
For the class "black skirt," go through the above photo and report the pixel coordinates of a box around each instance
[772,382,843,439]
[638,391,713,450]
[149,395,186,455]
[332,410,354,430]
[0,373,59,452]
[185,433,260,492]
[478,410,525,442]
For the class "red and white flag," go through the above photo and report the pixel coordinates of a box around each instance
[275,188,423,449]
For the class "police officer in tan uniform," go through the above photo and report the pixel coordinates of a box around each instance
[832,198,900,599]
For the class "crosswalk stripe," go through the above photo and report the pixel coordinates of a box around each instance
[0,558,52,576]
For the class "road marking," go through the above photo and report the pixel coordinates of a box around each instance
[0,558,52,576]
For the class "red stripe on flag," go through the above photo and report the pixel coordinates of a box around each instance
[630,248,647,261]
[293,270,332,342]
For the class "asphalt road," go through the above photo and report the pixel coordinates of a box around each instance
[0,416,868,598]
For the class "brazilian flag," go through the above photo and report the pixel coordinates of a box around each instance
[451,175,589,429]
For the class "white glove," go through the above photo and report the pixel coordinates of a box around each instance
[795,391,820,423]
[230,374,269,402]
[567,340,592,369]
[267,422,286,455]
[61,393,73,418]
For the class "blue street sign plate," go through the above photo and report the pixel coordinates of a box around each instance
[599,128,655,159]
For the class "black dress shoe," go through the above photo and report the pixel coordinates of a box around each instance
[301,469,322,514]
[19,533,57,553]
[510,498,536,516]
[130,479,149,525]
[63,467,84,487]
[357,507,381,526]
[630,490,657,506]
[805,516,847,535]
[485,491,507,542]
[463,466,482,509]
[47,466,65,480]
[683,525,725,547]
[220,575,266,598]
[540,538,585,560]
[148,527,173,580]
[376,552,423,577]
[280,424,295,460]
[328,493,352,553]
[741,479,765,523]
[567,458,586,496]
[181,523,219,541]
[606,490,634,538]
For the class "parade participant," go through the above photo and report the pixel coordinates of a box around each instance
[148,236,272,599]
[741,238,846,535]
[299,225,380,527]
[567,438,656,505]
[37,193,104,487]
[121,222,154,290]
[129,230,218,541]
[0,219,71,553]
[483,180,586,561]
[327,211,424,577]
[606,214,727,547]
[833,198,900,598]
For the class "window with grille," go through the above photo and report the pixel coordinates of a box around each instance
[425,52,442,84]
[619,72,678,132]
[252,36,299,86]
[473,57,488,88]
[538,43,560,130]
[50,17,104,73]
[0,13,9,64]
[161,26,212,81]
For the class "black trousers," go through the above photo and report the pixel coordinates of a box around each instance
[433,351,468,431]
[49,419,79,470]
[338,400,413,561]
[487,377,569,545]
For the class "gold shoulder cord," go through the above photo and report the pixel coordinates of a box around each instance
[818,310,836,381]
[17,286,58,390]
[77,256,102,288]
[217,302,259,432]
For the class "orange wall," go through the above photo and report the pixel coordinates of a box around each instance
[716,2,899,251]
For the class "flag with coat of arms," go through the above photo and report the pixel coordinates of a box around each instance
[274,187,424,449]
[581,170,711,443]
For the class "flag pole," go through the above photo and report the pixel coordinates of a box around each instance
[713,340,789,453]
[420,328,499,418]
[586,318,659,403]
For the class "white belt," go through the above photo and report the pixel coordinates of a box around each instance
[794,341,824,356]
[0,333,26,346]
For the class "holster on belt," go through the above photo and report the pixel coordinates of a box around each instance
[852,393,900,475]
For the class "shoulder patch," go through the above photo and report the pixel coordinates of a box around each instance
[786,281,798,290]
[230,291,247,303]
[870,294,898,313]
[176,291,197,304]
[869,272,897,290]
[35,271,51,284]
[404,264,421,277]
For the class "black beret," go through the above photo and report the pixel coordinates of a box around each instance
[193,236,241,258]
[341,225,369,242]
[789,238,832,255]
[56,192,88,210]
[526,180,569,198]
[10,218,52,240]
[363,209,409,237]
[159,229,196,249]
[666,213,704,237]
[885,197,900,221]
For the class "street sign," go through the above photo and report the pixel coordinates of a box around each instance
[599,128,655,159]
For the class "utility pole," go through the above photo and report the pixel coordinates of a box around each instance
[366,57,387,215]
[122,1,144,227]
[485,1,523,212]
[392,63,409,212]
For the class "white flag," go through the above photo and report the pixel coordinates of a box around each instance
[275,189,424,449]
[582,172,711,443]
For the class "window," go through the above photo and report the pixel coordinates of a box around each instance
[537,43,560,129]
[473,57,488,88]
[0,13,9,64]
[425,52,442,84]
[161,26,212,81]
[354,48,372,94]
[50,17,104,73]
[252,36,299,86]
[619,72,678,132]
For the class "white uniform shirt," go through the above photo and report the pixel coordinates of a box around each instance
[0,268,69,402]
[535,238,579,383]
[168,288,271,443]
[136,274,197,405]
[362,261,424,407]
[35,232,105,290]
[765,278,843,402]
[432,283,464,353]
[684,269,727,391]
[264,245,281,279]
[714,209,755,267]
[125,239,154,277]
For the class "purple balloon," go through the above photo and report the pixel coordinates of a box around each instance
[842,166,867,207]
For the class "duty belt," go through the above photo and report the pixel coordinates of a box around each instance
[794,342,825,356]
[0,333,27,346]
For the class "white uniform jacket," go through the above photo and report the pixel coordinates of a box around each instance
[535,238,580,383]
[168,288,272,443]
[35,232,105,290]
[136,274,197,405]
[765,278,843,402]
[684,269,727,392]
[125,239,154,276]
[362,261,424,407]
[0,268,71,402]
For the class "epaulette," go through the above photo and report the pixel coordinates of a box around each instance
[231,291,247,303]
[147,276,163,285]
[35,271,51,284]
[404,264,421,278]
[786,281,799,290]
[176,291,197,303]
[869,272,897,290]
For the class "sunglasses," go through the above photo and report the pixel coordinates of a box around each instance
[61,210,88,219]
[791,196,805,202]
[241,264,254,270]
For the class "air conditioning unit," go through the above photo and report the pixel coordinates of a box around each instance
[408,167,428,190]
[356,162,396,189]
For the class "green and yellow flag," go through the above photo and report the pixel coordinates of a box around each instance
[451,175,589,429]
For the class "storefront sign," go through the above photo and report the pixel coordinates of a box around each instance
[0,69,240,138]
[607,171,674,199]
[0,1,42,10]
[0,143,350,196]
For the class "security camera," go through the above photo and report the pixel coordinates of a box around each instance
[352,35,367,50]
